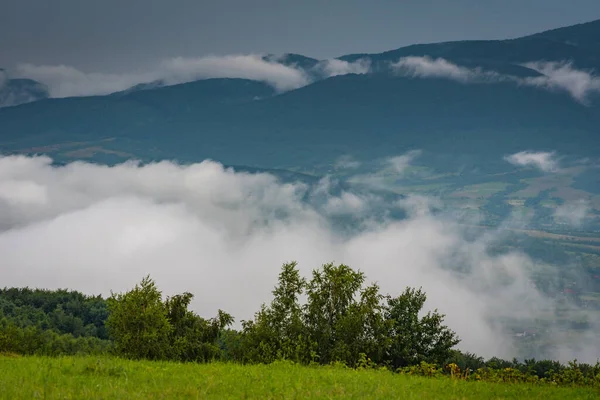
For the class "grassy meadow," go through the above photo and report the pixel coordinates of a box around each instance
[1,355,599,399]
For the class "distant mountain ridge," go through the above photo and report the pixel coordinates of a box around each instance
[522,19,600,49]
[114,19,600,96]
[340,19,600,71]
[0,18,599,176]
[0,69,49,108]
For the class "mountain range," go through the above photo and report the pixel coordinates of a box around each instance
[1,19,599,171]
[0,19,599,220]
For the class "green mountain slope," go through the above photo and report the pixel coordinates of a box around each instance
[341,19,600,71]
[0,19,599,174]
[523,19,600,49]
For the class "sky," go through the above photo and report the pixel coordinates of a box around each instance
[1,0,600,73]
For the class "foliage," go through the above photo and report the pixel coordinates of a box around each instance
[106,276,172,360]
[240,262,310,364]
[444,350,485,372]
[396,358,600,389]
[385,287,459,368]
[241,262,458,369]
[0,318,111,356]
[0,287,109,339]
[0,287,111,356]
[3,261,600,391]
[165,291,233,362]
[303,263,389,366]
[106,275,233,362]
[400,361,444,377]
[548,360,600,387]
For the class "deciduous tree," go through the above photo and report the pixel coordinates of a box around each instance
[106,275,172,360]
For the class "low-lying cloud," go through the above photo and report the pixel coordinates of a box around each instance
[504,151,560,172]
[15,64,153,98]
[15,55,311,97]
[0,154,595,362]
[387,150,423,174]
[554,200,590,227]
[159,55,310,92]
[392,56,500,83]
[314,59,371,77]
[12,55,372,98]
[350,150,423,189]
[392,56,600,103]
[524,61,600,103]
[334,155,361,170]
[11,52,600,104]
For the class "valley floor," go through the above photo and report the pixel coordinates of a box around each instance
[0,355,598,399]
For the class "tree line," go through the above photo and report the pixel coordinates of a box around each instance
[0,287,111,355]
[103,262,459,369]
[1,261,600,386]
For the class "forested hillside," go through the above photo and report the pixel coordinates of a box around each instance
[0,287,111,355]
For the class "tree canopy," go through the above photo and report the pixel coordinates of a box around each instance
[239,261,459,369]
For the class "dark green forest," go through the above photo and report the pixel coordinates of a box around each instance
[0,287,111,356]
[2,262,600,386]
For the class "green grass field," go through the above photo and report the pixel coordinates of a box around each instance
[1,355,598,399]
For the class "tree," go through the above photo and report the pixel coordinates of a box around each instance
[241,262,310,363]
[304,263,388,366]
[106,275,172,360]
[384,287,460,368]
[106,276,233,362]
[165,291,233,362]
[269,261,308,361]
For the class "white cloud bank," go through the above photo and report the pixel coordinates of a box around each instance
[504,151,560,172]
[10,51,600,103]
[12,55,371,98]
[351,150,423,189]
[0,154,595,362]
[554,200,590,227]
[392,56,500,83]
[524,61,600,104]
[15,55,310,97]
[314,59,371,77]
[334,155,361,170]
[392,56,600,103]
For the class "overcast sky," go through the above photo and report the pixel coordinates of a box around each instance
[1,0,600,72]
